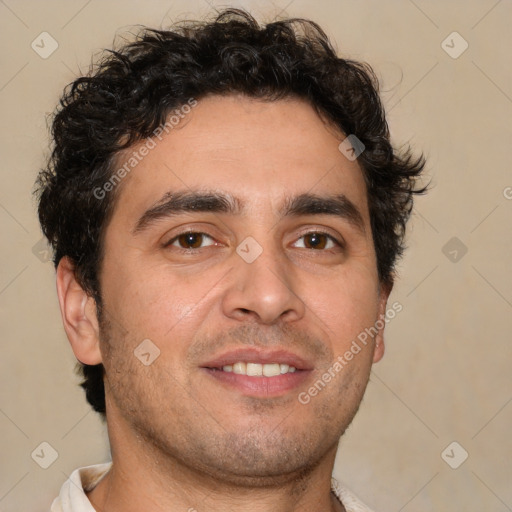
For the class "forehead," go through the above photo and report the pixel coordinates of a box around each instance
[109,94,370,226]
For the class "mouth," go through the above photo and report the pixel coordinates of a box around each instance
[213,361,298,375]
[200,349,313,397]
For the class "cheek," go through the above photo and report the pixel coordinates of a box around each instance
[311,293,380,372]
[100,258,214,368]
[102,249,182,318]
[315,266,380,333]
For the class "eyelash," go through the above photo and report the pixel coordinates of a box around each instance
[164,230,344,252]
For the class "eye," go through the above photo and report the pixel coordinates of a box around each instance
[163,230,343,252]
[292,231,343,250]
[165,232,216,250]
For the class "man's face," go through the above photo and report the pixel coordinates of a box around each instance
[96,94,388,484]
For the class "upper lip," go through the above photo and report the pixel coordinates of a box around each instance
[201,348,313,371]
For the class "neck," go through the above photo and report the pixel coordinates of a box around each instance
[86,419,345,512]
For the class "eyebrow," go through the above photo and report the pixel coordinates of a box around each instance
[132,189,366,235]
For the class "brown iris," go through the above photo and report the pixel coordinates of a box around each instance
[302,232,329,250]
[176,232,206,249]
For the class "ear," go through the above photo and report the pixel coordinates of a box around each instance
[373,281,393,363]
[56,256,102,365]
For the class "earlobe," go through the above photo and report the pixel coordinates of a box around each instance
[373,282,393,363]
[56,257,102,365]
[373,332,385,363]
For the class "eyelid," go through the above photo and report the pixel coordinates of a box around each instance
[163,226,345,251]
[163,230,217,250]
[293,227,345,248]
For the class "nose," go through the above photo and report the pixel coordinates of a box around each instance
[221,236,306,325]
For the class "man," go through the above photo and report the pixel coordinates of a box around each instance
[35,8,426,512]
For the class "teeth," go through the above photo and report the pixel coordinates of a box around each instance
[222,362,297,376]
[232,362,246,374]
[262,363,281,377]
[246,363,263,376]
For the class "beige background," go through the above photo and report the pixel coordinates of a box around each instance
[1,0,511,510]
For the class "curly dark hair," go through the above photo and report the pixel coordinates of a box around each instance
[35,8,427,419]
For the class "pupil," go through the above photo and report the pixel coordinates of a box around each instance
[182,233,201,248]
[308,233,324,249]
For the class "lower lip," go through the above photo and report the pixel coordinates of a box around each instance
[202,368,311,397]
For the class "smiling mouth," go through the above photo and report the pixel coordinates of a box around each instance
[202,362,310,397]
[211,362,297,376]
[200,348,313,396]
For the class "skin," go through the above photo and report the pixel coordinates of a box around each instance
[57,94,391,512]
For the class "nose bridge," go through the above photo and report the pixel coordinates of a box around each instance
[222,229,305,324]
